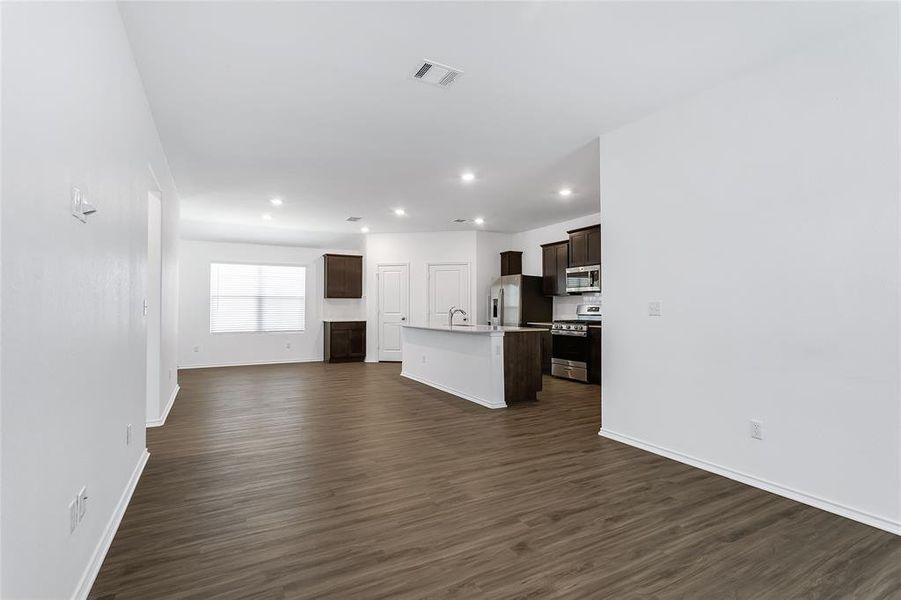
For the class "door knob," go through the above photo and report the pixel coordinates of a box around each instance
[401,316,406,321]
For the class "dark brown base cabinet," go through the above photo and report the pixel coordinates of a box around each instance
[526,325,553,374]
[324,321,366,362]
[589,327,601,384]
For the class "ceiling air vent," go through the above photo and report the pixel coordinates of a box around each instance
[412,60,463,88]
[345,216,362,222]
[452,218,470,223]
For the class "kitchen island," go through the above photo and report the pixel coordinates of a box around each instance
[400,324,543,408]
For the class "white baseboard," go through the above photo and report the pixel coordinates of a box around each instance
[178,357,322,370]
[401,372,506,409]
[147,384,179,428]
[72,449,150,600]
[599,428,901,536]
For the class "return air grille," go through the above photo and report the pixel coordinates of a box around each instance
[412,60,463,88]
[345,216,362,222]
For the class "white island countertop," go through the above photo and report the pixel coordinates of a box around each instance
[401,324,543,409]
[401,324,542,335]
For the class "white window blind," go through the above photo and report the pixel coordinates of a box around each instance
[210,263,306,333]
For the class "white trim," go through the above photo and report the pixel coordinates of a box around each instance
[598,428,901,536]
[178,357,323,370]
[401,372,506,409]
[147,384,179,428]
[72,449,150,600]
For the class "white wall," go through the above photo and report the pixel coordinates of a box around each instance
[475,231,514,324]
[1,3,179,598]
[599,15,901,532]
[512,213,601,319]
[365,231,478,360]
[512,212,600,277]
[178,240,364,368]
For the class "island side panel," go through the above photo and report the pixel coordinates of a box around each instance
[400,327,507,408]
[503,331,543,403]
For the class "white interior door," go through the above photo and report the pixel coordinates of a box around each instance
[146,191,162,423]
[377,264,409,362]
[428,263,470,326]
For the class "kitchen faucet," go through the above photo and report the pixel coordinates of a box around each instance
[448,306,467,326]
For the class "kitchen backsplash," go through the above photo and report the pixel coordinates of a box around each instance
[553,294,601,320]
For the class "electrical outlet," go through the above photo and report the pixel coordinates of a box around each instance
[77,486,88,522]
[285,342,292,349]
[126,423,132,446]
[421,355,427,364]
[648,301,662,317]
[69,498,78,533]
[193,345,200,353]
[750,419,763,440]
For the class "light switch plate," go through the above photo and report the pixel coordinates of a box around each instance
[648,301,662,317]
[71,187,87,223]
[77,486,88,522]
[69,498,78,533]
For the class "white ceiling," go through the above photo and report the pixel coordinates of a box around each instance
[120,1,880,247]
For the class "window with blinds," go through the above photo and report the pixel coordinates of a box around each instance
[210,263,306,333]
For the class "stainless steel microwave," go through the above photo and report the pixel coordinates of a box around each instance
[565,265,600,294]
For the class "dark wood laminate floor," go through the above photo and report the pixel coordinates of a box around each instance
[90,363,901,600]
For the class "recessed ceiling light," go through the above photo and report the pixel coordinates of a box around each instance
[461,172,475,182]
[269,197,283,206]
[360,226,370,233]
[262,213,273,221]
[474,217,485,225]
[394,208,406,216]
[559,188,573,197]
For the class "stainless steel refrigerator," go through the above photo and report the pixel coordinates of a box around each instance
[488,275,552,326]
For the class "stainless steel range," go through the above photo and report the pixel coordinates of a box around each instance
[551,303,601,382]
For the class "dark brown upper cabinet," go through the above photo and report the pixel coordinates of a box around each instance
[323,254,363,298]
[541,241,569,296]
[500,251,523,276]
[567,225,601,267]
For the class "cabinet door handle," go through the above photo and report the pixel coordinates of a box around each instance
[401,316,406,321]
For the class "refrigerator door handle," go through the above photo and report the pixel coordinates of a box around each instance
[499,288,505,325]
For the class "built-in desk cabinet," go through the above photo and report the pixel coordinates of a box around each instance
[324,321,366,362]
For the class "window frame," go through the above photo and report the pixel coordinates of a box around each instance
[209,260,308,335]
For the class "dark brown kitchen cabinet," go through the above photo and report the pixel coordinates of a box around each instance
[324,321,366,362]
[526,325,553,374]
[567,225,601,267]
[541,241,569,296]
[589,326,601,384]
[323,254,363,298]
[500,251,523,276]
